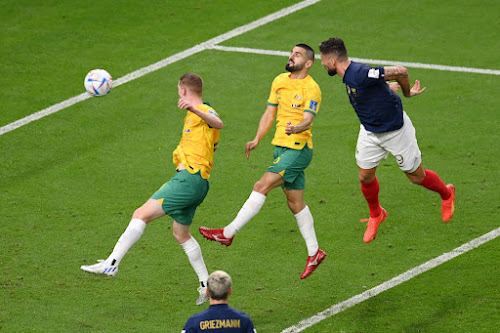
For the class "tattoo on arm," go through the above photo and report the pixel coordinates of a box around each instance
[384,66,411,97]
[384,66,408,81]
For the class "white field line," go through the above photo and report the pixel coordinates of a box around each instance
[0,0,321,136]
[210,45,500,75]
[281,226,500,333]
[0,93,91,136]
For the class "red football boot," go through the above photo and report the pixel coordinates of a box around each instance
[442,184,455,222]
[199,227,234,246]
[300,248,327,279]
[360,208,388,243]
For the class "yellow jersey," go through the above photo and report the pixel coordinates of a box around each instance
[267,73,321,149]
[173,104,220,179]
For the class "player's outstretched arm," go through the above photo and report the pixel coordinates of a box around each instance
[409,79,426,97]
[246,105,277,159]
[384,66,426,98]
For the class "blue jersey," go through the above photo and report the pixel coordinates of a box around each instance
[343,61,404,133]
[182,304,256,333]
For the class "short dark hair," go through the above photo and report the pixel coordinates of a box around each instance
[319,38,348,61]
[296,43,315,62]
[179,73,203,96]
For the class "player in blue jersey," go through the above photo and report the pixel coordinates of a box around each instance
[319,37,455,243]
[182,270,257,333]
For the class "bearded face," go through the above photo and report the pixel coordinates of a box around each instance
[327,68,337,76]
[285,58,305,72]
[320,53,337,76]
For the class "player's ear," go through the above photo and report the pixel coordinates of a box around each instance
[206,288,209,296]
[327,56,335,66]
[178,83,186,96]
[305,59,314,69]
[228,288,233,296]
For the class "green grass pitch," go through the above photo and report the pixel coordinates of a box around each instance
[1,0,499,332]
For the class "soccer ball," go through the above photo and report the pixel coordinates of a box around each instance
[84,69,113,96]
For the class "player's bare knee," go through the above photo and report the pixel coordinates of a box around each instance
[253,180,270,194]
[172,228,190,243]
[408,174,425,185]
[406,166,425,185]
[359,174,374,184]
[132,209,147,222]
[358,167,377,183]
[287,201,305,214]
[287,199,297,212]
[172,229,180,241]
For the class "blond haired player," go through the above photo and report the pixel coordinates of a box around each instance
[81,73,223,305]
[182,271,257,333]
[200,44,326,279]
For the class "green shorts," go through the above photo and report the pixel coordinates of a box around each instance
[266,145,313,190]
[151,170,209,226]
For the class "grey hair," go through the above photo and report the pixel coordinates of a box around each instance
[207,270,232,300]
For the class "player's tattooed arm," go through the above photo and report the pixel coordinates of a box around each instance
[384,66,408,81]
[384,66,410,96]
[384,66,426,97]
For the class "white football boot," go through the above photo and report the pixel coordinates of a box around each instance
[196,284,209,305]
[81,259,118,277]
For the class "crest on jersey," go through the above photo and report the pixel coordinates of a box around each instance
[292,94,303,108]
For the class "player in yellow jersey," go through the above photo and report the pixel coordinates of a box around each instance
[200,44,326,279]
[81,73,223,305]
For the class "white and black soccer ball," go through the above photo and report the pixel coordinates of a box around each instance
[84,69,113,96]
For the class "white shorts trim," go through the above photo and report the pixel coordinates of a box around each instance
[355,112,422,173]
